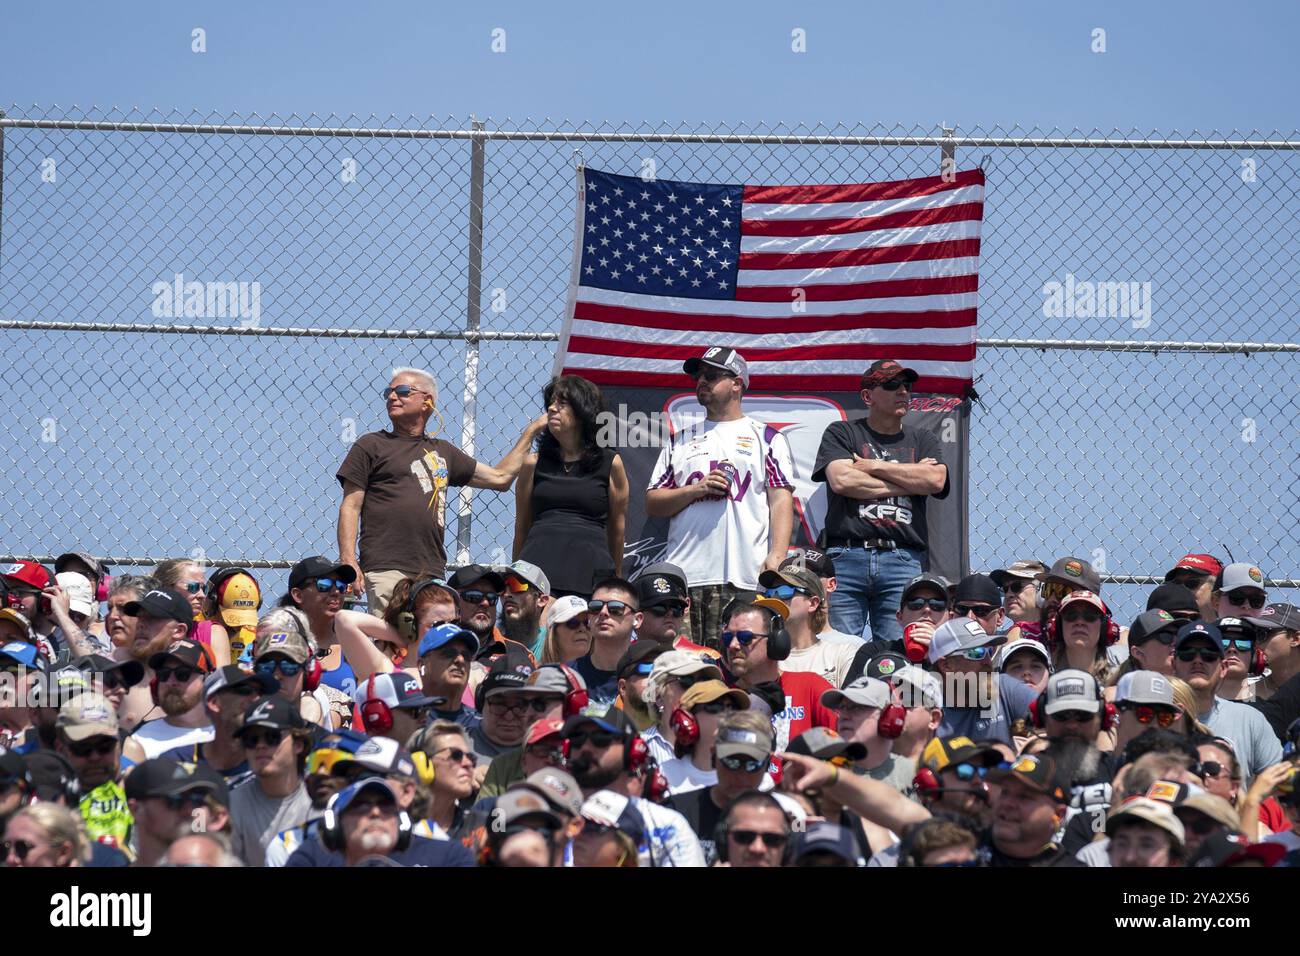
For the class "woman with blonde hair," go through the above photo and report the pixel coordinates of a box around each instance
[152,558,232,666]
[540,595,592,665]
[1167,676,1213,736]
[3,804,91,867]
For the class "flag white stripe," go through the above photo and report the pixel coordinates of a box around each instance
[739,219,982,254]
[736,256,981,287]
[565,353,974,378]
[575,285,978,317]
[741,184,985,221]
[570,319,975,348]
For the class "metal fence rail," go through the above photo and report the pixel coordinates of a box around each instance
[2,108,1297,621]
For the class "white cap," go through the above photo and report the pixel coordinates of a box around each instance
[645,650,724,706]
[993,637,1051,672]
[892,665,943,709]
[55,572,95,618]
[545,595,589,627]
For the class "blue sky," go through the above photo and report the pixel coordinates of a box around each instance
[2,1,1297,622]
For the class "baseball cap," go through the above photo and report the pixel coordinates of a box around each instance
[0,562,52,591]
[683,346,750,388]
[1037,557,1102,594]
[993,637,1051,672]
[125,588,193,624]
[759,566,826,602]
[987,753,1069,802]
[213,572,261,628]
[902,574,950,605]
[616,641,664,680]
[792,821,858,865]
[1041,669,1101,716]
[0,640,42,669]
[864,650,909,681]
[520,663,587,698]
[494,788,563,830]
[1115,671,1175,707]
[954,574,1002,608]
[920,735,1002,774]
[0,609,34,641]
[1216,562,1266,593]
[926,618,1005,663]
[821,676,891,711]
[780,548,834,578]
[21,752,77,801]
[579,789,646,843]
[1129,609,1181,646]
[503,560,550,595]
[147,639,216,674]
[859,358,919,389]
[203,664,278,700]
[679,679,750,712]
[788,727,867,762]
[447,564,506,591]
[236,695,308,736]
[1153,782,1241,832]
[892,665,943,710]
[524,718,565,747]
[331,736,420,779]
[418,622,479,659]
[515,767,584,819]
[647,650,724,690]
[54,572,95,618]
[329,778,400,816]
[124,758,222,801]
[1187,831,1288,868]
[479,647,535,700]
[634,562,688,592]
[1246,603,1300,633]
[634,572,688,609]
[1105,796,1186,847]
[1164,553,1224,581]
[714,712,775,762]
[287,556,357,591]
[990,560,1048,589]
[354,671,446,710]
[75,654,145,690]
[252,620,313,664]
[545,595,590,628]
[1146,583,1200,615]
[1057,589,1108,616]
[560,708,637,741]
[55,692,119,741]
[1174,621,1224,653]
[54,552,108,583]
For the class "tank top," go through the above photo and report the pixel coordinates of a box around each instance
[518,447,616,596]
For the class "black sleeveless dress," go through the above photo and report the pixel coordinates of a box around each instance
[518,447,617,597]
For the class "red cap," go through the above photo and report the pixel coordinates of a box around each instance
[0,562,53,590]
[1165,554,1224,581]
[526,718,564,746]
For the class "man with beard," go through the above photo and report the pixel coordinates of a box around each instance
[613,641,662,731]
[499,561,552,660]
[990,560,1047,636]
[125,633,217,761]
[843,574,952,684]
[416,622,481,731]
[450,564,533,666]
[156,666,279,786]
[229,695,314,866]
[106,578,176,732]
[1034,670,1115,854]
[930,619,1034,747]
[476,665,583,798]
[125,758,229,867]
[632,564,717,658]
[562,708,705,866]
[571,578,643,711]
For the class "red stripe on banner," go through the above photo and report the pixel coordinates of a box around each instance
[742,168,984,206]
[740,202,984,237]
[562,368,971,395]
[735,274,978,302]
[572,300,978,332]
[566,337,976,363]
[739,238,981,271]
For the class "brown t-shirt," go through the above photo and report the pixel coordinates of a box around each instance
[336,431,477,576]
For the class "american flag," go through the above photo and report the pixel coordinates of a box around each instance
[556,167,984,395]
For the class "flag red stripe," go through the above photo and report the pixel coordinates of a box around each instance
[740,202,983,237]
[742,168,984,205]
[563,368,970,395]
[566,337,975,363]
[739,238,981,271]
[735,274,978,302]
[573,300,977,332]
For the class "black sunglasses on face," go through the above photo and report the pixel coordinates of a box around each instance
[645,603,686,617]
[67,737,116,758]
[588,600,631,618]
[155,666,198,684]
[692,701,736,716]
[1002,580,1033,594]
[460,590,499,605]
[695,368,735,384]
[1224,590,1266,609]
[668,673,707,690]
[876,378,910,392]
[956,604,998,617]
[565,730,617,750]
[432,747,474,765]
[1060,607,1102,624]
[382,384,428,399]
[163,790,210,812]
[730,829,788,848]
[1177,647,1222,663]
[904,597,948,612]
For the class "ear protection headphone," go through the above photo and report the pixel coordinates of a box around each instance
[320,790,413,853]
[877,702,907,739]
[560,728,653,778]
[410,751,436,787]
[720,600,791,661]
[670,707,700,759]
[910,766,990,803]
[713,792,795,865]
[283,611,323,693]
[1046,594,1121,647]
[396,578,451,646]
[1028,678,1118,731]
[556,665,589,718]
[360,674,394,734]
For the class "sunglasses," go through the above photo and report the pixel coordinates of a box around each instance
[1040,580,1081,602]
[503,578,532,594]
[719,754,768,773]
[722,630,770,647]
[100,672,129,691]
[645,603,686,618]
[183,581,206,594]
[1060,607,1102,624]
[306,748,354,776]
[876,378,910,391]
[155,665,199,684]
[1120,703,1179,727]
[2,839,36,861]
[460,590,500,605]
[668,673,708,691]
[1002,579,1033,594]
[904,597,948,612]
[956,604,998,618]
[730,829,788,848]
[946,647,994,662]
[255,659,304,677]
[1199,760,1233,780]
[695,368,735,384]
[1176,647,1222,663]
[950,762,989,782]
[432,746,475,765]
[558,616,589,630]
[565,730,618,750]
[692,701,736,716]
[764,585,810,602]
[67,737,116,758]
[1220,638,1255,653]
[1136,630,1176,646]
[242,728,285,748]
[163,790,210,812]
[310,578,349,594]
[632,662,655,676]
[587,600,631,618]
[486,697,550,717]
[1050,710,1097,724]
[1225,590,1266,609]
[382,384,429,399]
[526,744,564,763]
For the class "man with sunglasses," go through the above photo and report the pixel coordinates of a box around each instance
[1125,609,1181,676]
[569,577,643,712]
[229,695,314,865]
[124,757,227,867]
[821,677,915,793]
[1172,621,1282,783]
[930,619,1034,748]
[337,366,545,615]
[450,564,509,655]
[646,346,795,650]
[1036,673,1116,854]
[991,560,1047,636]
[499,560,552,660]
[658,679,751,795]
[1247,603,1300,704]
[416,622,482,733]
[1163,553,1223,621]
[844,574,951,685]
[778,549,863,647]
[53,692,134,855]
[471,646,538,761]
[812,359,949,644]
[249,614,330,729]
[760,565,856,689]
[613,641,663,732]
[632,565,717,657]
[1114,671,1182,754]
[1216,616,1264,702]
[1213,562,1268,621]
[126,635,216,761]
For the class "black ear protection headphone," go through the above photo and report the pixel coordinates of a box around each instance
[1028,675,1118,731]
[713,791,795,865]
[206,566,259,616]
[1046,592,1121,647]
[720,599,790,662]
[319,787,413,853]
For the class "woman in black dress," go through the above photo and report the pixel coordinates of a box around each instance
[513,375,628,598]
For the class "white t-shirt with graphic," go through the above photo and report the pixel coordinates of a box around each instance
[129,720,216,760]
[780,639,858,689]
[647,416,794,590]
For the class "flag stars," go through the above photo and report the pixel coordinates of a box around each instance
[720,195,732,206]
[653,202,664,212]
[694,195,705,205]
[613,187,623,197]
[640,191,650,200]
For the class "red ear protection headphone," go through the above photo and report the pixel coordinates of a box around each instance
[282,611,323,693]
[359,674,393,734]
[670,707,700,758]
[1028,680,1118,732]
[910,766,990,802]
[877,702,907,739]
[1046,593,1121,647]
[556,664,589,718]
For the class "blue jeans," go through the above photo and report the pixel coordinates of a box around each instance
[826,546,924,642]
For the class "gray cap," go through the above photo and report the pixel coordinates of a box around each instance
[1115,671,1175,707]
[516,767,584,819]
[1042,669,1101,716]
[993,637,1051,672]
[821,676,891,710]
[927,618,1005,663]
[891,665,943,709]
[1246,603,1300,633]
[1038,556,1102,594]
[1216,562,1265,593]
[502,560,550,595]
[494,788,563,829]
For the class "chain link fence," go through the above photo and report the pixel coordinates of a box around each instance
[1,108,1297,621]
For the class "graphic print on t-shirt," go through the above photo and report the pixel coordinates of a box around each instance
[409,448,451,527]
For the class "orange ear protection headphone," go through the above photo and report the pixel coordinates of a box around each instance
[359,674,394,734]
[1028,677,1118,731]
[1046,592,1121,647]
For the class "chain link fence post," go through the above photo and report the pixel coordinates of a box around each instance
[455,117,487,565]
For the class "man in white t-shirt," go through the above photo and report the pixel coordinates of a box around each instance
[124,611,218,762]
[760,565,856,688]
[646,346,795,649]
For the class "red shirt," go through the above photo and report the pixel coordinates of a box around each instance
[772,670,837,752]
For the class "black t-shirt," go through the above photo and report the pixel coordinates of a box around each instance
[812,420,948,551]
[569,654,620,711]
[1250,669,1300,742]
[669,787,726,865]
[844,638,935,685]
[980,831,1085,867]
[1057,762,1116,855]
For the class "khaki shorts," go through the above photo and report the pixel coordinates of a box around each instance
[686,583,749,652]
[363,569,408,617]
